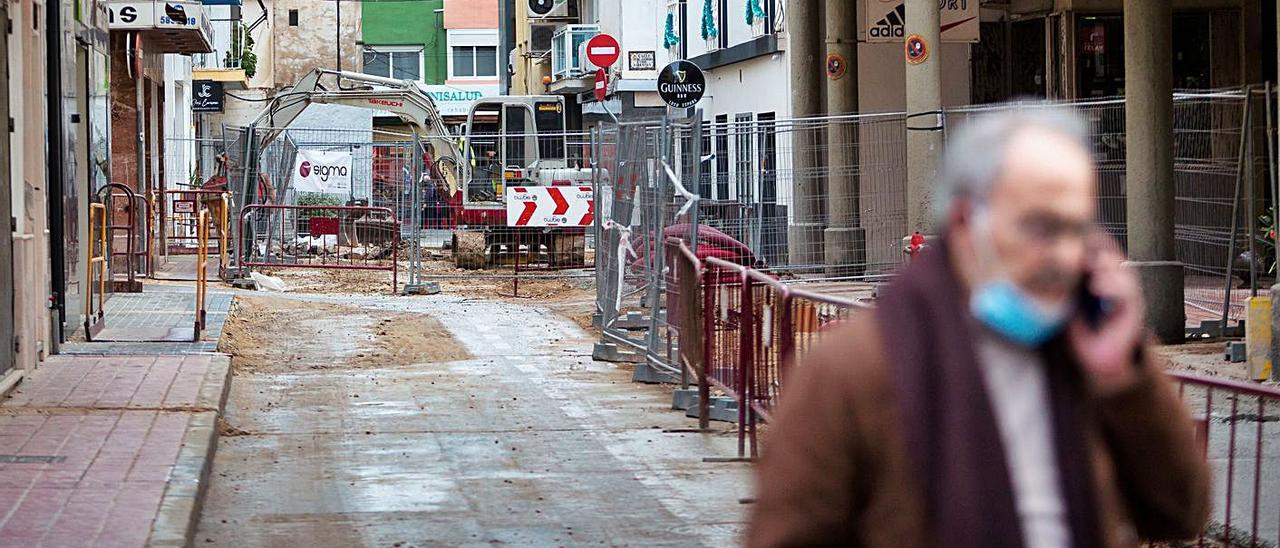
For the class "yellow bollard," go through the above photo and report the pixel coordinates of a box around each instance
[1246,296,1273,381]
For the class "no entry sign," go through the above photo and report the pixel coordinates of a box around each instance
[506,186,595,227]
[594,69,608,102]
[586,34,620,68]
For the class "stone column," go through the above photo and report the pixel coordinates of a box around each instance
[1123,0,1183,342]
[904,0,942,234]
[824,0,865,276]
[788,0,826,267]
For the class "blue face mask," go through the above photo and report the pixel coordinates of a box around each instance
[970,279,1069,347]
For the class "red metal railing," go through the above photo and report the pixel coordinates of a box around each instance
[239,204,399,293]
[1168,372,1280,546]
[682,240,1280,544]
[697,247,869,459]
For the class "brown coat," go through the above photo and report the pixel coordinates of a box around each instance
[746,311,1211,548]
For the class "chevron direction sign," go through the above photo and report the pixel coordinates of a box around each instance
[505,186,595,227]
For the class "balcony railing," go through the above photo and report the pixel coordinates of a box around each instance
[194,15,243,70]
[551,24,599,80]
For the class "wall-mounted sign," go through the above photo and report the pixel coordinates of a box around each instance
[107,2,155,28]
[862,0,979,43]
[192,80,224,113]
[1081,24,1105,55]
[418,84,499,117]
[657,60,705,109]
[628,51,656,71]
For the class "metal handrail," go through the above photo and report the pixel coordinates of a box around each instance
[84,203,107,340]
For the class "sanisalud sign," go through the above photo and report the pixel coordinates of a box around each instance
[657,60,706,109]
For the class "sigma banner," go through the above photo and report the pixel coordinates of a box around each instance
[861,0,979,43]
[292,149,353,195]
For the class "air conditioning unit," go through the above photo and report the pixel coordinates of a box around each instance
[578,41,600,73]
[527,0,575,20]
[529,23,559,55]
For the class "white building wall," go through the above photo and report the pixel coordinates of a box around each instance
[245,0,275,88]
[591,1,670,85]
[164,54,195,187]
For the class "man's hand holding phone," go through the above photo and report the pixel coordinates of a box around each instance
[1067,234,1145,396]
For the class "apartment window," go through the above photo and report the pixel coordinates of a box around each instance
[362,46,424,81]
[288,9,298,26]
[714,114,729,200]
[757,112,776,204]
[699,127,713,199]
[734,113,754,202]
[452,46,498,78]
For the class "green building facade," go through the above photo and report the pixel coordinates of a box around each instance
[360,0,448,84]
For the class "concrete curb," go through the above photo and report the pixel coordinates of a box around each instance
[148,354,232,548]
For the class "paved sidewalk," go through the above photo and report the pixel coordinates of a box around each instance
[0,354,231,547]
[60,285,232,356]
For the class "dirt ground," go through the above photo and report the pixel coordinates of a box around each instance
[217,295,471,372]
[1156,340,1251,381]
[257,259,594,302]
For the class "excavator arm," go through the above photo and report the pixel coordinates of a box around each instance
[249,69,463,196]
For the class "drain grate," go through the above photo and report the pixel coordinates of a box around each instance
[0,455,66,464]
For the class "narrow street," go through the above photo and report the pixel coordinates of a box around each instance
[195,293,750,546]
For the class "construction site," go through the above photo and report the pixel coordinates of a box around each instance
[4,0,1280,546]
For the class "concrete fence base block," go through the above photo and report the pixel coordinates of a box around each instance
[592,341,644,363]
[671,388,699,411]
[610,312,652,331]
[684,395,741,423]
[632,362,680,384]
[1226,341,1247,363]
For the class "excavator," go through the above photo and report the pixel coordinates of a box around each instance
[243,69,595,269]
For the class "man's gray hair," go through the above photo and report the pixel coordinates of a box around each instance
[934,106,1093,223]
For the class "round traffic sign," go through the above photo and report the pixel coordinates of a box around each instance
[905,34,929,65]
[586,34,621,69]
[657,60,706,109]
[594,69,608,102]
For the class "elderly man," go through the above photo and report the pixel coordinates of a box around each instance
[747,109,1208,548]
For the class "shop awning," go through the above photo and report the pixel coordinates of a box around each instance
[108,1,213,54]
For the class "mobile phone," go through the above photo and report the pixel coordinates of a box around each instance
[1077,272,1113,329]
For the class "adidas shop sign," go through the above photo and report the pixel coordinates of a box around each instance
[861,0,979,43]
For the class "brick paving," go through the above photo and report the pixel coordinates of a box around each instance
[0,354,230,547]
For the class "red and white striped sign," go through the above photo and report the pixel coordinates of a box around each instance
[505,186,595,227]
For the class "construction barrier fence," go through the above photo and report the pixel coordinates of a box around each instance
[238,204,400,293]
[598,88,1279,382]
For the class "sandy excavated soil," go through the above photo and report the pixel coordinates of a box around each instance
[257,259,595,303]
[217,295,470,372]
[1156,341,1252,381]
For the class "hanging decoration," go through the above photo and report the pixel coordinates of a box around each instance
[745,0,766,25]
[663,12,680,49]
[701,0,718,40]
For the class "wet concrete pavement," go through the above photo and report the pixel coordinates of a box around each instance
[196,294,751,547]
